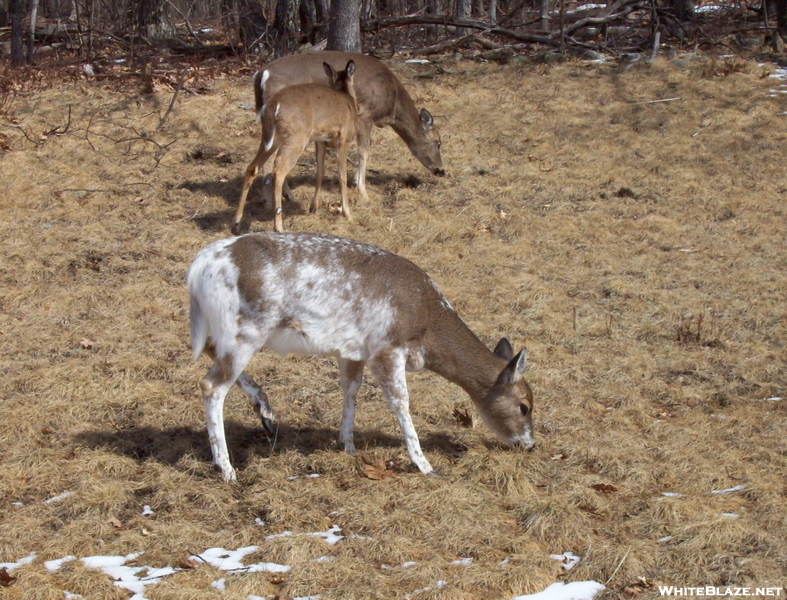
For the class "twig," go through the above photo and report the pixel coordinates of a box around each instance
[157,67,188,131]
[163,0,204,46]
[631,97,681,104]
[605,545,630,585]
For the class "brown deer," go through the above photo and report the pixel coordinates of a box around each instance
[188,232,535,482]
[255,51,444,199]
[233,60,359,234]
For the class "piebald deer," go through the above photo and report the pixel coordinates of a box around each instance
[256,51,445,197]
[188,232,535,482]
[233,60,359,234]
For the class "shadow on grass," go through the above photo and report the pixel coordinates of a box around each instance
[73,421,470,475]
[179,169,421,232]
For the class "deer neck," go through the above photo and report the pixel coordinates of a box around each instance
[389,91,422,148]
[423,306,504,402]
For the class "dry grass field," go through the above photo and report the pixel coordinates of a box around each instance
[1,51,786,600]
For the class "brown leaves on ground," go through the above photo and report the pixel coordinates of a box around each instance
[590,483,618,494]
[361,456,395,480]
[0,568,16,586]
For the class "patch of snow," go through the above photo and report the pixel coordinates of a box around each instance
[451,557,473,566]
[761,396,782,401]
[45,556,76,572]
[12,502,24,507]
[402,561,417,568]
[512,581,606,600]
[141,505,155,516]
[314,556,334,563]
[45,491,75,504]
[658,536,673,543]
[267,525,345,546]
[0,552,37,572]
[191,547,291,573]
[63,593,84,599]
[711,484,746,495]
[721,512,740,518]
[212,578,226,592]
[255,517,265,527]
[549,552,580,571]
[661,492,685,497]
[405,59,431,64]
[287,473,320,480]
[695,4,725,12]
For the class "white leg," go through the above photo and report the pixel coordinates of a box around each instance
[199,345,259,481]
[369,349,435,475]
[338,359,365,454]
[235,372,275,433]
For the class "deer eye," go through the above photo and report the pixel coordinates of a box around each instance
[520,404,530,417]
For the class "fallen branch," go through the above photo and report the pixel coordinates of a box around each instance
[157,67,188,131]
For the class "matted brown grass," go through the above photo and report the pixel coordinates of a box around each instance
[0,53,786,599]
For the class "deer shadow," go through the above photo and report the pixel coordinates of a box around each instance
[73,421,471,476]
[178,167,424,233]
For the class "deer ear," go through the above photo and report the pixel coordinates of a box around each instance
[323,62,337,80]
[493,338,514,361]
[420,108,434,129]
[345,60,355,77]
[497,349,528,386]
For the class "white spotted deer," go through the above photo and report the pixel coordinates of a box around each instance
[255,51,445,201]
[187,232,535,482]
[233,60,360,234]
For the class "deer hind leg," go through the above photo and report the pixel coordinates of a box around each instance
[199,343,260,482]
[354,119,372,200]
[271,135,309,232]
[309,141,327,214]
[233,138,277,235]
[235,372,275,434]
[336,140,353,222]
[338,359,365,454]
[369,349,435,475]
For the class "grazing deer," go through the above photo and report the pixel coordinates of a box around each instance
[188,232,535,482]
[255,51,445,199]
[233,60,360,234]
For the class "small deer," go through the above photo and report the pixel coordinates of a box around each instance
[233,60,360,234]
[188,232,535,482]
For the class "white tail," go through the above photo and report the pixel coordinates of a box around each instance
[233,60,360,234]
[258,51,445,195]
[187,232,535,482]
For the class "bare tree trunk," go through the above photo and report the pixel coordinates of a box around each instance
[327,0,361,52]
[472,0,483,18]
[776,0,787,45]
[669,0,694,21]
[136,0,173,38]
[10,0,25,65]
[488,0,497,23]
[275,0,300,53]
[27,0,39,64]
[238,0,268,52]
[540,0,550,30]
[455,0,470,35]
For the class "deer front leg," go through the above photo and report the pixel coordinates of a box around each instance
[369,349,435,475]
[309,141,327,214]
[233,141,275,235]
[355,119,372,200]
[338,359,365,454]
[336,141,353,222]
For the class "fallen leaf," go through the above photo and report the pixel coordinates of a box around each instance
[175,557,196,570]
[108,517,124,529]
[141,528,150,536]
[452,407,473,428]
[80,338,95,349]
[0,568,16,587]
[590,483,618,494]
[550,452,567,461]
[268,574,287,585]
[361,456,395,480]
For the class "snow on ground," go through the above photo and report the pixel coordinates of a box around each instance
[512,581,606,600]
[549,552,581,571]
